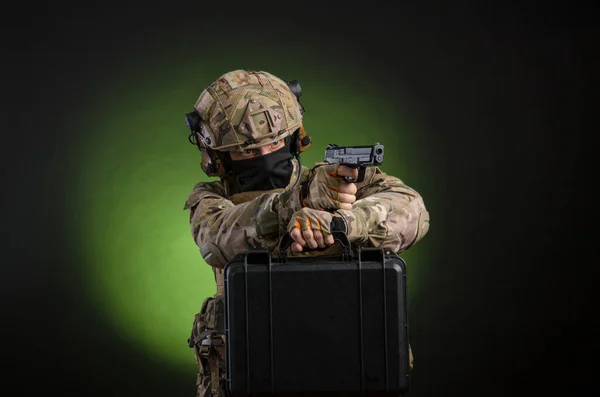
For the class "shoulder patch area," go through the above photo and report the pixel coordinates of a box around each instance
[183,181,225,210]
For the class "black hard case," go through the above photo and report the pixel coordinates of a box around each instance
[224,234,410,397]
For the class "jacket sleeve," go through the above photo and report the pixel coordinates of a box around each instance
[334,167,430,253]
[184,181,305,268]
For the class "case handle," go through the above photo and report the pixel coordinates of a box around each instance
[277,222,352,263]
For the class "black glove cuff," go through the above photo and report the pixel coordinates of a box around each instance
[330,215,347,234]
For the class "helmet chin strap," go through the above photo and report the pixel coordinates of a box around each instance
[215,151,238,197]
[290,132,303,189]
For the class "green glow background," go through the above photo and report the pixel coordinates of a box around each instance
[70,45,432,370]
[5,3,593,396]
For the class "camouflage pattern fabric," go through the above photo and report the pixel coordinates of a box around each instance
[192,70,304,152]
[288,207,335,234]
[301,163,362,211]
[184,160,430,268]
[185,159,428,396]
[188,294,227,397]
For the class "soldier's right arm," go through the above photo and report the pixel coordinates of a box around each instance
[184,182,306,268]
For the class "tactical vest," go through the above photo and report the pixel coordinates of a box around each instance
[188,291,226,397]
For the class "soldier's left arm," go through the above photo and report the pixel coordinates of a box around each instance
[333,167,430,253]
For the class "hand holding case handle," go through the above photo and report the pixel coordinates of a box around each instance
[277,220,352,263]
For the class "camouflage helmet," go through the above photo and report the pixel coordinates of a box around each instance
[192,70,304,152]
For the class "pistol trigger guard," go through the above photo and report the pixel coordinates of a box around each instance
[356,167,366,183]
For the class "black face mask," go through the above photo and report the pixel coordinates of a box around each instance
[229,145,293,192]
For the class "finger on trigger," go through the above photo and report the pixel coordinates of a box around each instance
[327,164,342,178]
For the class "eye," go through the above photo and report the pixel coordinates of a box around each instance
[270,140,284,150]
[242,149,254,156]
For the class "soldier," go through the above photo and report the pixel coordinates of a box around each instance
[183,69,430,397]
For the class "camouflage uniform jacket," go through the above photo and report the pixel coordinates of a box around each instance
[185,160,428,393]
[184,159,430,273]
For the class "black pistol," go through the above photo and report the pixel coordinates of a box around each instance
[324,143,384,183]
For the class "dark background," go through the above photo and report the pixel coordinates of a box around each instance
[2,1,596,396]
